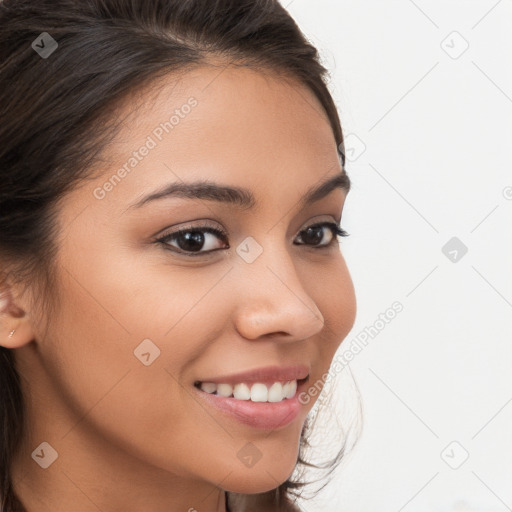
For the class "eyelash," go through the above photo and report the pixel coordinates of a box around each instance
[154,221,350,257]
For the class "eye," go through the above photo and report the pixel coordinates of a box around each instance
[294,221,350,248]
[154,221,349,257]
[155,224,228,256]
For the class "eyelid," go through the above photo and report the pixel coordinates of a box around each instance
[154,220,227,241]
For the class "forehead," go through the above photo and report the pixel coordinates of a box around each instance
[85,64,343,214]
[112,63,337,158]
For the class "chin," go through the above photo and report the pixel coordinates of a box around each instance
[222,459,297,495]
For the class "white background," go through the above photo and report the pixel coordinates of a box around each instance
[281,1,512,511]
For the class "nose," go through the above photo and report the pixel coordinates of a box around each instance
[231,245,326,342]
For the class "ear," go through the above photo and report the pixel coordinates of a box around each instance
[0,283,35,349]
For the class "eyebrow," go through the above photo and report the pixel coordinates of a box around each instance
[127,171,350,211]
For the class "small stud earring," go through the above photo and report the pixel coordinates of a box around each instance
[8,329,15,339]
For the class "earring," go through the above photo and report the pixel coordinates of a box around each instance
[8,329,15,339]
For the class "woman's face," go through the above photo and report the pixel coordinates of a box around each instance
[12,65,356,509]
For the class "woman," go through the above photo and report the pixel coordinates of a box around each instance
[0,0,358,510]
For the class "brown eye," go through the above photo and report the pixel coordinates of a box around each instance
[294,222,349,248]
[156,226,228,256]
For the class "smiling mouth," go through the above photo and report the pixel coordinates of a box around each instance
[193,376,309,403]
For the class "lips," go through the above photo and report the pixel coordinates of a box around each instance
[192,374,311,430]
[193,364,310,387]
[190,364,311,429]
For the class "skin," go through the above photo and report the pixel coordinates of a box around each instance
[1,62,357,512]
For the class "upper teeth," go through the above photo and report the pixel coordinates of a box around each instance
[199,380,298,402]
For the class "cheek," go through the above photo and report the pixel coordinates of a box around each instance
[305,257,357,372]
[38,269,223,477]
[311,256,356,334]
[44,244,239,456]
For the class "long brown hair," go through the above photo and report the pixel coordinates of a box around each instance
[0,1,357,510]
